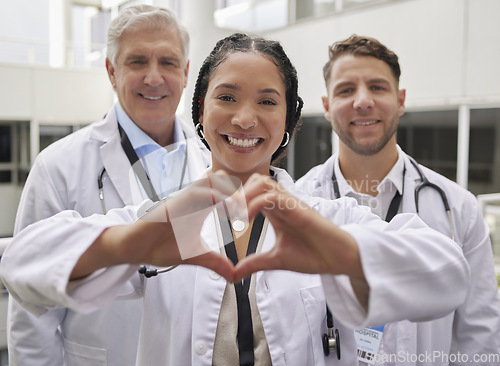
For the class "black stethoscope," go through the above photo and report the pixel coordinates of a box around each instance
[331,156,455,240]
[409,158,455,241]
[322,156,455,361]
[97,123,188,214]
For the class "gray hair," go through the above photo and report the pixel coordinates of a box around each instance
[106,4,190,65]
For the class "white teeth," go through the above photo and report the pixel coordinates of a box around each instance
[142,95,163,100]
[353,120,378,126]
[227,136,260,148]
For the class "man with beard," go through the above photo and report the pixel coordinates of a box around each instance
[297,35,500,365]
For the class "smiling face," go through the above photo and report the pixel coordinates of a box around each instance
[106,24,189,146]
[323,54,405,157]
[198,52,287,180]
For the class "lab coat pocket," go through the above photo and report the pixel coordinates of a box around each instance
[300,285,328,366]
[63,336,107,366]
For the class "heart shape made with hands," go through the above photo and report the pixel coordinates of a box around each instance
[136,172,339,284]
[137,172,248,281]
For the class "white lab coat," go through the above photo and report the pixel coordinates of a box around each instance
[7,104,211,366]
[297,150,500,365]
[1,168,469,366]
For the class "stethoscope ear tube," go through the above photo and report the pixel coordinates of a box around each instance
[409,157,455,241]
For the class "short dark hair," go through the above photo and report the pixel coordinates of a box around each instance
[323,34,401,86]
[192,33,303,164]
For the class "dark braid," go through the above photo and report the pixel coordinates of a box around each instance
[191,33,303,164]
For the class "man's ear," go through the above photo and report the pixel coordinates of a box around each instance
[106,58,116,89]
[322,96,331,122]
[183,60,190,89]
[398,89,406,117]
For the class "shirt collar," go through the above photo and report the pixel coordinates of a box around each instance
[333,147,405,198]
[381,147,405,196]
[115,103,185,158]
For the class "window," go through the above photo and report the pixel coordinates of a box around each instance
[215,0,288,32]
[0,122,30,185]
[214,0,400,32]
[468,108,500,194]
[398,108,500,196]
[39,125,77,152]
[397,110,459,182]
[293,116,332,180]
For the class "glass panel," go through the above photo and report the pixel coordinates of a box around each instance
[0,0,50,66]
[226,0,249,6]
[398,110,459,182]
[39,125,74,152]
[16,121,31,185]
[468,108,500,194]
[436,127,457,162]
[343,0,382,10]
[0,122,30,185]
[0,171,12,183]
[0,125,11,163]
[214,0,287,32]
[469,127,494,164]
[293,115,332,180]
[413,127,434,164]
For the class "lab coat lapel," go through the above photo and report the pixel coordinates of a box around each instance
[400,153,420,215]
[90,106,142,206]
[180,120,211,179]
[191,213,226,362]
[310,156,336,200]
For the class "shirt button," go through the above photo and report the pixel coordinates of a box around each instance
[194,340,207,355]
[209,271,221,280]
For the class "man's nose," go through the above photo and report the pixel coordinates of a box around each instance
[144,64,163,87]
[353,87,375,110]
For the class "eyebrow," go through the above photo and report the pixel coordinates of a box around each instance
[125,54,181,62]
[333,78,392,90]
[260,88,281,97]
[214,83,282,96]
[332,81,354,90]
[367,78,392,85]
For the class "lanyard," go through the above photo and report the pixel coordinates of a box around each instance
[117,123,189,202]
[216,170,275,365]
[219,211,266,366]
[331,164,406,222]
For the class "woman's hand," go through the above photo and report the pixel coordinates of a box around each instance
[233,174,364,283]
[73,173,245,283]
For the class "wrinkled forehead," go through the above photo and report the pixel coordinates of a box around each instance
[117,23,185,61]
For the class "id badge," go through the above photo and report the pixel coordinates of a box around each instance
[354,325,384,365]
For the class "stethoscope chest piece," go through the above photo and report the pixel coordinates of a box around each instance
[323,306,341,359]
[323,327,341,359]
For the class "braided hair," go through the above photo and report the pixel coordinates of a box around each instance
[192,33,303,164]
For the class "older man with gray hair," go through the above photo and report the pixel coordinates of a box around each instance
[7,5,209,366]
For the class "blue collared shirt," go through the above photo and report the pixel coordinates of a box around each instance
[115,103,190,200]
